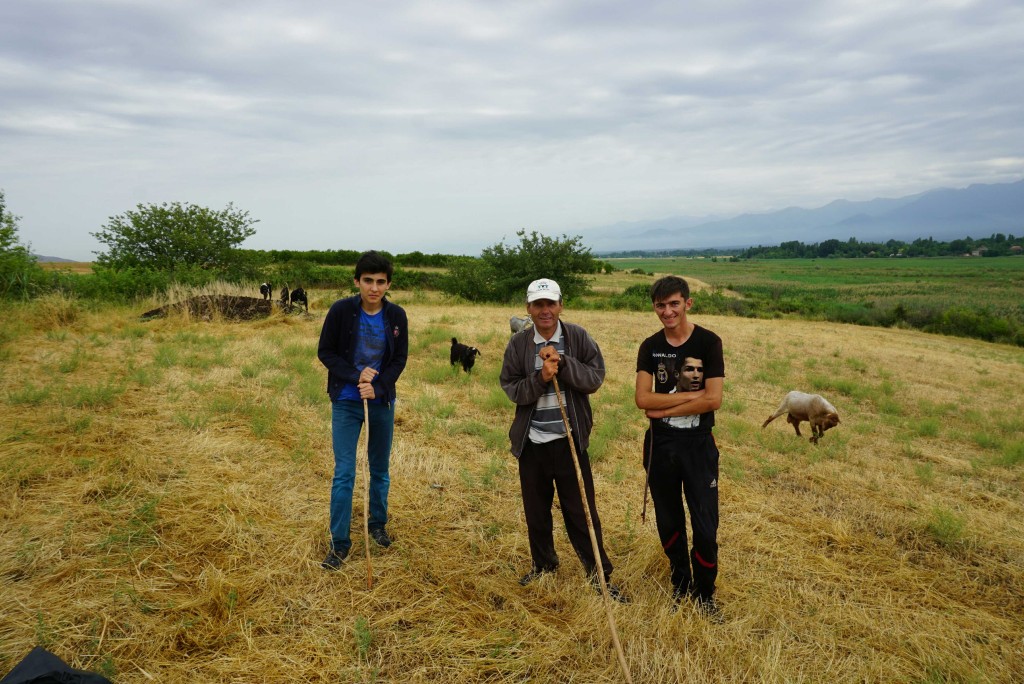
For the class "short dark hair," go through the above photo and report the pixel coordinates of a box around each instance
[650,275,690,302]
[354,250,393,282]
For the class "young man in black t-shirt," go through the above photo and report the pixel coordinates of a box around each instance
[635,275,724,619]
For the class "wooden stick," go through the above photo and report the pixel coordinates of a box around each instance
[362,398,373,590]
[551,375,632,683]
[640,374,656,523]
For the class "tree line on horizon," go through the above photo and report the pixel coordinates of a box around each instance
[602,233,1023,260]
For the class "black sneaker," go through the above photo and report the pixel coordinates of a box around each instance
[321,548,347,570]
[695,596,724,624]
[671,583,694,605]
[518,566,557,586]
[369,527,392,548]
[602,582,630,604]
[590,576,630,603]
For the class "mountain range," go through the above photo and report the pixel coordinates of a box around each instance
[582,178,1024,254]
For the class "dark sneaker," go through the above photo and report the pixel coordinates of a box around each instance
[518,566,557,586]
[602,582,630,604]
[695,596,724,624]
[369,527,392,548]
[590,576,630,603]
[321,549,347,571]
[671,583,694,606]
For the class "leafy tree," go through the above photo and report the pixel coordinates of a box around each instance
[443,230,597,302]
[92,202,258,273]
[0,189,42,298]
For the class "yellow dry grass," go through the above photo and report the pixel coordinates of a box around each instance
[1,288,1023,683]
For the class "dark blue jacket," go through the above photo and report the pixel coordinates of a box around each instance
[317,295,408,405]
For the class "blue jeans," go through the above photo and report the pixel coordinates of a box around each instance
[330,399,394,554]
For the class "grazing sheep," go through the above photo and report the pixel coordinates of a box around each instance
[762,391,840,444]
[510,315,533,335]
[450,337,481,373]
[290,287,309,313]
[259,282,273,300]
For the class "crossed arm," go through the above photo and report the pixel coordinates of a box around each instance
[634,371,723,420]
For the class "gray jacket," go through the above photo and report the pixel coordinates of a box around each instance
[499,321,605,458]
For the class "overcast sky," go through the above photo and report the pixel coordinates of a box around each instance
[2,0,1023,261]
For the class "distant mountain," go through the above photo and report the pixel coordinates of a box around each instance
[33,254,78,263]
[583,179,1024,253]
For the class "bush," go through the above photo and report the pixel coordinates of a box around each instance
[440,230,597,303]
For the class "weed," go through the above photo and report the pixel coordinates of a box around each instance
[423,362,460,384]
[66,381,125,409]
[971,432,1001,450]
[354,616,373,659]
[915,419,941,438]
[7,382,52,406]
[482,386,512,412]
[57,348,83,373]
[154,344,180,367]
[996,440,1024,467]
[914,462,935,485]
[925,505,965,548]
[298,373,325,406]
[35,612,57,649]
[245,404,276,438]
[102,496,161,553]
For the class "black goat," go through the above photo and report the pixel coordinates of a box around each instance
[259,282,273,300]
[450,337,481,373]
[290,287,309,313]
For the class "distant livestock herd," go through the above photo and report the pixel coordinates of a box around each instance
[259,282,308,313]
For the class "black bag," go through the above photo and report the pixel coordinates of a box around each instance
[1,647,113,684]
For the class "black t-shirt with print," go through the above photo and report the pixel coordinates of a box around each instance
[636,324,724,434]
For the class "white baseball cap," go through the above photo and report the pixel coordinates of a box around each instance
[526,278,562,303]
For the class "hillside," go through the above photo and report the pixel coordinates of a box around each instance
[1,290,1022,682]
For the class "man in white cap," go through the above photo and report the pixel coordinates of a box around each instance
[499,278,625,600]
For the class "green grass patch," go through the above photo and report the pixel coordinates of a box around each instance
[924,505,965,548]
[7,382,52,406]
[914,418,941,438]
[996,440,1024,467]
[65,381,124,409]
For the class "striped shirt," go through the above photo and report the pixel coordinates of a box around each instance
[529,322,568,444]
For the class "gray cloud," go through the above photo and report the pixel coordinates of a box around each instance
[1,0,1022,260]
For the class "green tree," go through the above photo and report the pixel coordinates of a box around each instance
[0,189,42,298]
[92,202,258,273]
[443,230,597,302]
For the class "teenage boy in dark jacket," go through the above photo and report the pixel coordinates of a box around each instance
[500,278,626,601]
[635,275,724,620]
[317,251,408,569]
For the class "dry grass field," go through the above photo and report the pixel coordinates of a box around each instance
[1,286,1023,683]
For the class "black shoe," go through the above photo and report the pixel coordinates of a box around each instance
[695,596,724,624]
[518,566,557,586]
[321,548,347,570]
[671,583,694,605]
[602,581,630,604]
[369,527,392,548]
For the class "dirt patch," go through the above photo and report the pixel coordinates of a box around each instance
[141,295,279,321]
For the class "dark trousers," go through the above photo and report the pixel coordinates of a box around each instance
[518,437,613,579]
[644,428,719,599]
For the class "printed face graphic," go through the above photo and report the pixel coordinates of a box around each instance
[678,356,704,391]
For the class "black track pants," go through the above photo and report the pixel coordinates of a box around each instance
[518,438,613,579]
[644,429,719,599]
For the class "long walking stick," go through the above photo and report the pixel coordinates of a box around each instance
[550,375,633,684]
[362,399,374,590]
[640,375,656,523]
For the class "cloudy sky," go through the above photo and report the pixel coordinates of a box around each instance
[2,0,1023,261]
